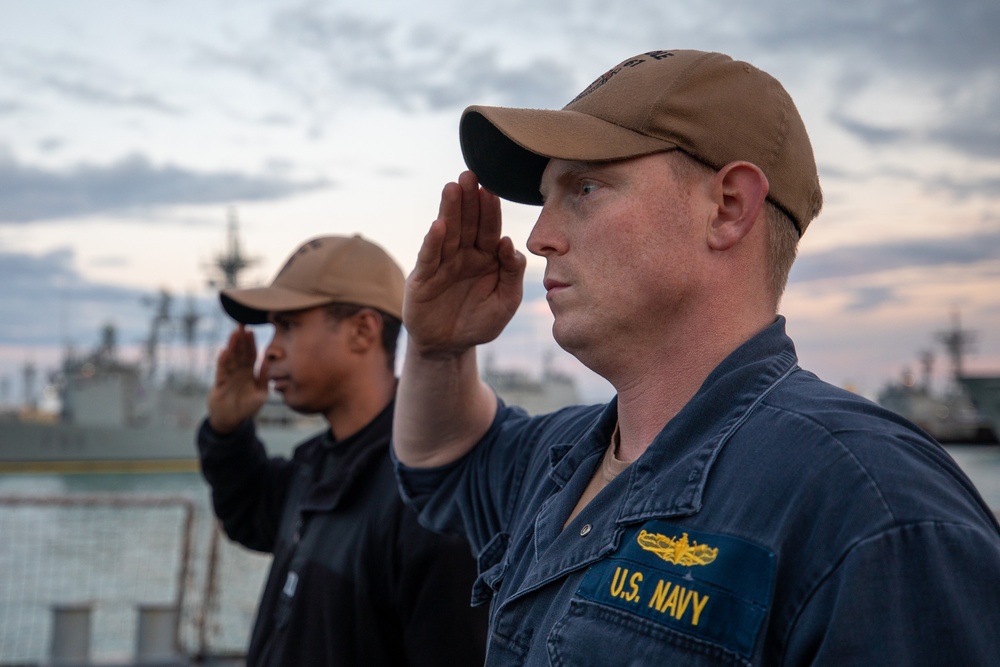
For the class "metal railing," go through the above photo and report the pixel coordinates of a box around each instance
[0,493,269,666]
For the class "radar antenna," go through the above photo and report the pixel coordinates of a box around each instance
[207,206,260,290]
[935,310,976,380]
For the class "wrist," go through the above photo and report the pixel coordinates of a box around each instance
[406,337,477,362]
[207,415,243,435]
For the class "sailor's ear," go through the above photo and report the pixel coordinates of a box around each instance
[706,161,768,251]
[346,309,382,353]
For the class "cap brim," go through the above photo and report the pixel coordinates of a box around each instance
[460,106,678,205]
[220,286,335,325]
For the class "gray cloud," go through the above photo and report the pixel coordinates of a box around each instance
[260,113,295,126]
[510,1,1000,166]
[37,137,66,153]
[929,174,1000,201]
[254,2,998,163]
[749,1,1000,161]
[790,230,1000,284]
[735,0,998,78]
[0,99,25,114]
[820,162,1000,202]
[830,111,910,146]
[89,255,129,268]
[0,248,151,346]
[928,109,1000,161]
[833,101,1000,162]
[844,286,898,313]
[1,48,184,116]
[0,248,224,353]
[37,74,183,115]
[0,153,330,223]
[375,165,409,179]
[195,7,578,121]
[450,53,576,109]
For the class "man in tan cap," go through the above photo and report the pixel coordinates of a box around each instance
[392,50,1000,664]
[197,234,486,666]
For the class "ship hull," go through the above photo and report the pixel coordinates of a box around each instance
[958,375,1000,438]
[0,419,317,474]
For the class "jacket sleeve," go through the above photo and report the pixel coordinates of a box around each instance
[393,401,600,558]
[392,400,546,552]
[196,417,297,553]
[783,520,1000,665]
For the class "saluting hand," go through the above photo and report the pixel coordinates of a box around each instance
[405,171,527,355]
[207,325,270,434]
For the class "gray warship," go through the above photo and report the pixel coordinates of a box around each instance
[0,213,585,473]
[877,313,998,444]
[0,212,322,473]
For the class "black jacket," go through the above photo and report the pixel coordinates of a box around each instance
[197,401,487,666]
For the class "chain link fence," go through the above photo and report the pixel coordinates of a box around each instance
[0,494,270,666]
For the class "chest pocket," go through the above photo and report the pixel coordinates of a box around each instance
[472,531,511,606]
[548,598,750,666]
[548,521,773,665]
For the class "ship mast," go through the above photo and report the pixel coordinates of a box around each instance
[936,310,976,381]
[207,206,259,290]
[201,207,262,373]
[143,289,172,379]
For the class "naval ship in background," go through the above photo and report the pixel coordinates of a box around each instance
[482,351,581,415]
[957,375,1000,440]
[0,211,323,473]
[877,313,1000,444]
[0,212,584,473]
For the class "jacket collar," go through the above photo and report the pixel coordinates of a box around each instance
[548,317,799,524]
[299,399,395,513]
[509,319,800,598]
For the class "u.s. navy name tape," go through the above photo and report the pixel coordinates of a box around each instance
[576,521,775,657]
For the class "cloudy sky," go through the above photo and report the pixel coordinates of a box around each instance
[2,0,999,406]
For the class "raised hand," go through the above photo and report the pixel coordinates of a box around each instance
[405,171,527,356]
[207,325,270,434]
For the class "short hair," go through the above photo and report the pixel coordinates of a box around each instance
[665,151,798,307]
[764,201,799,307]
[323,303,402,372]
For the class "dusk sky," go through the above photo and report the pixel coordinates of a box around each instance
[2,0,999,405]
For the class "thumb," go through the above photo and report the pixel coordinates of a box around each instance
[497,237,527,291]
[255,355,271,393]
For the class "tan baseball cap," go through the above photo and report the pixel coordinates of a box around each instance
[220,234,405,324]
[460,49,823,235]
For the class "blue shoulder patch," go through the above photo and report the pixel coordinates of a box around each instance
[576,521,774,658]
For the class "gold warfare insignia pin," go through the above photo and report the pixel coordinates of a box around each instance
[637,530,718,566]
